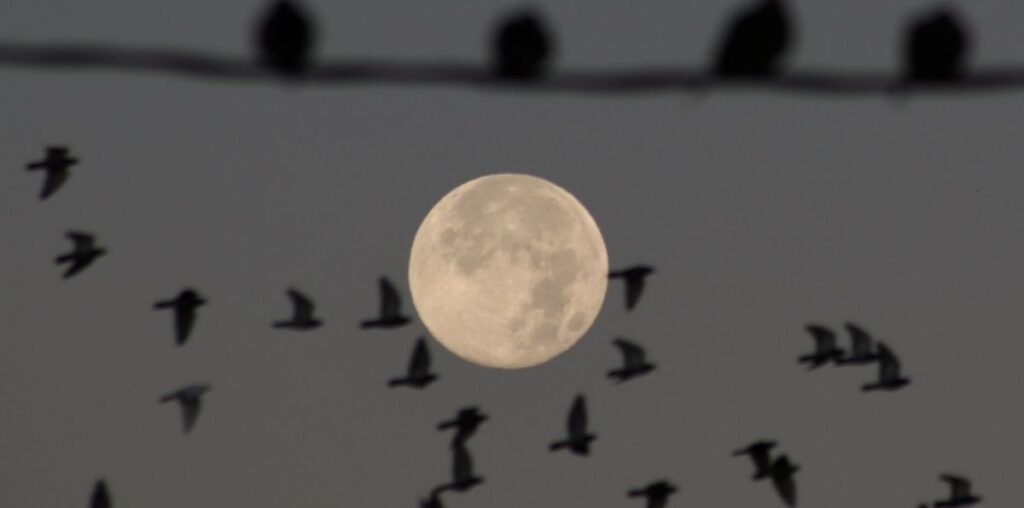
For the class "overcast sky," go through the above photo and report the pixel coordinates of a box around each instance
[3,0,1024,506]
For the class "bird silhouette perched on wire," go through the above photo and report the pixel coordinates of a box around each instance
[388,337,438,389]
[90,479,111,508]
[153,288,207,347]
[360,277,411,329]
[491,8,554,80]
[55,231,106,279]
[256,0,315,76]
[273,288,323,330]
[733,440,778,480]
[904,6,970,84]
[628,480,677,508]
[608,338,656,383]
[798,325,844,369]
[713,0,792,78]
[608,265,654,311]
[26,145,77,200]
[549,394,596,456]
[159,383,211,434]
[933,474,981,507]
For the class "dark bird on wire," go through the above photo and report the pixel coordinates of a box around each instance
[153,288,207,347]
[713,0,792,78]
[934,474,981,507]
[861,341,910,392]
[904,7,970,83]
[26,145,77,200]
[360,277,411,329]
[608,338,655,383]
[389,337,438,389]
[433,444,484,496]
[733,440,778,480]
[769,455,799,507]
[836,322,880,365]
[273,288,322,330]
[438,406,488,448]
[628,480,677,508]
[55,231,106,279]
[798,325,844,369]
[159,383,211,434]
[549,394,596,456]
[256,0,315,76]
[608,265,654,311]
[491,9,554,80]
[90,479,111,508]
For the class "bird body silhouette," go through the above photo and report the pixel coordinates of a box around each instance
[905,8,969,83]
[733,440,778,480]
[550,394,596,456]
[389,337,438,389]
[160,383,211,434]
[492,9,553,80]
[153,288,206,346]
[608,265,654,311]
[861,342,910,391]
[713,0,792,78]
[438,407,488,448]
[55,231,106,279]
[273,288,322,330]
[608,338,655,383]
[769,455,799,507]
[798,325,844,369]
[26,146,77,200]
[256,0,314,76]
[837,322,880,365]
[433,444,484,496]
[628,480,677,508]
[934,474,981,507]
[90,479,111,508]
[361,277,411,329]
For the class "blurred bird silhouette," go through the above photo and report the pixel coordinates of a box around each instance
[861,342,910,391]
[389,337,438,389]
[438,406,488,448]
[934,474,981,507]
[713,0,792,78]
[769,455,799,507]
[433,444,484,496]
[628,480,677,508]
[55,231,106,279]
[256,0,315,76]
[798,325,844,369]
[491,9,554,80]
[733,440,778,480]
[159,383,211,434]
[836,322,880,365]
[904,7,970,83]
[153,288,207,347]
[608,338,655,383]
[26,145,77,200]
[90,479,111,508]
[420,492,444,508]
[360,277,411,329]
[273,288,323,330]
[608,265,654,311]
[549,394,596,456]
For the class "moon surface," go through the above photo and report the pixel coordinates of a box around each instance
[408,174,609,369]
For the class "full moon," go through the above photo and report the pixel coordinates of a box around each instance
[408,174,609,369]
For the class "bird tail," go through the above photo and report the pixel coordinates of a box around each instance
[153,301,172,309]
[549,440,567,451]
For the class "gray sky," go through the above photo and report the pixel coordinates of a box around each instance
[3,0,1024,506]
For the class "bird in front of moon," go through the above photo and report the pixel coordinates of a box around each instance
[409,174,608,369]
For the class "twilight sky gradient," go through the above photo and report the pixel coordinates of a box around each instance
[3,0,1024,506]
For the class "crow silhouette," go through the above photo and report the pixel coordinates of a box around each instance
[153,288,207,347]
[26,146,77,200]
[55,231,106,279]
[628,480,677,508]
[861,342,910,391]
[733,440,778,480]
[361,277,411,329]
[549,394,596,456]
[904,7,970,83]
[608,265,654,311]
[438,406,488,448]
[798,325,844,369]
[273,288,322,330]
[159,383,211,434]
[713,0,792,78]
[608,338,655,383]
[389,337,438,389]
[836,322,880,365]
[492,9,554,80]
[256,0,315,76]
[934,474,981,507]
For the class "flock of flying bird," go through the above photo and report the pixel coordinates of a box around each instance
[21,0,985,505]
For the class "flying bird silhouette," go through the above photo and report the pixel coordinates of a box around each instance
[273,288,323,330]
[549,394,596,456]
[153,288,207,347]
[713,0,792,78]
[491,9,554,80]
[628,480,677,508]
[934,474,981,507]
[438,406,488,448]
[55,231,106,279]
[420,492,444,508]
[159,383,211,434]
[608,265,654,311]
[26,145,77,200]
[733,440,778,480]
[256,0,315,76]
[798,325,844,369]
[836,322,880,365]
[360,277,411,329]
[90,479,111,508]
[433,444,484,496]
[608,338,655,383]
[904,7,970,83]
[861,341,910,391]
[389,337,438,389]
[769,455,799,507]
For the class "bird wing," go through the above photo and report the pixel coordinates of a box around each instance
[175,307,197,346]
[806,325,836,353]
[66,231,94,247]
[287,289,315,320]
[613,338,646,368]
[409,338,431,376]
[91,480,111,508]
[845,322,873,357]
[40,169,68,200]
[876,343,902,381]
[772,469,797,507]
[567,395,588,436]
[181,398,201,434]
[624,276,646,311]
[452,445,474,482]
[380,277,402,319]
[941,474,970,500]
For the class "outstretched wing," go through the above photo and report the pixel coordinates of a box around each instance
[623,276,646,311]
[380,277,402,318]
[844,322,874,357]
[91,480,111,508]
[409,337,431,376]
[287,288,315,319]
[452,445,475,482]
[876,342,902,381]
[181,398,202,434]
[40,169,69,200]
[772,470,797,507]
[805,325,836,352]
[174,307,197,346]
[66,231,94,247]
[567,394,588,436]
[941,474,970,500]
[613,338,646,368]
